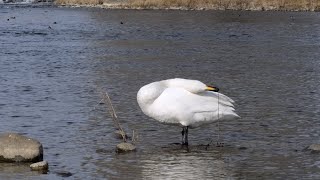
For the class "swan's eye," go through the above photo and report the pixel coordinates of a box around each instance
[206,86,219,92]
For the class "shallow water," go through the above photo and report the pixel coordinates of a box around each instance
[0,5,320,179]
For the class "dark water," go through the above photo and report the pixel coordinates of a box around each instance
[1,5,320,179]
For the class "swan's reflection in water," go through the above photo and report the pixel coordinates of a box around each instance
[140,146,233,179]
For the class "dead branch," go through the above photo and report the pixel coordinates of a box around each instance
[102,91,127,142]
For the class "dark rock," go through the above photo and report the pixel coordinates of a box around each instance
[56,170,73,177]
[30,161,48,171]
[116,142,136,153]
[229,34,237,38]
[96,148,113,154]
[0,133,43,163]
[238,146,248,150]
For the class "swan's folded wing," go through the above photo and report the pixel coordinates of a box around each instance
[198,91,235,107]
[150,88,238,126]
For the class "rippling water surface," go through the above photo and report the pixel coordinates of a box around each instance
[0,5,320,179]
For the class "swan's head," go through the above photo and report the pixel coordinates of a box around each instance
[165,78,219,93]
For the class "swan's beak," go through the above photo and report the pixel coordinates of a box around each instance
[206,86,219,92]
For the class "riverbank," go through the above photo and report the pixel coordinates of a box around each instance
[54,0,320,11]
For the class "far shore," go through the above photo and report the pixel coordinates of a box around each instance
[54,0,320,11]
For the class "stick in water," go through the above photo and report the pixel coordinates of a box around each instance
[102,91,127,142]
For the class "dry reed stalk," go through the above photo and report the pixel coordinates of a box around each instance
[102,91,127,142]
[132,130,138,143]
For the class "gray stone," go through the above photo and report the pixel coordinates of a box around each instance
[116,142,136,153]
[307,144,320,152]
[30,161,48,171]
[0,133,43,163]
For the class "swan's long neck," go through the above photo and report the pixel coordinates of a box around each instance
[137,81,165,115]
[137,79,206,115]
[164,78,206,93]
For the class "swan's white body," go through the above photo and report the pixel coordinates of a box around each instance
[137,78,239,129]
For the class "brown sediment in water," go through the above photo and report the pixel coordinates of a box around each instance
[54,0,320,11]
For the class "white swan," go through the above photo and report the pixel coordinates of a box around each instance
[137,78,239,145]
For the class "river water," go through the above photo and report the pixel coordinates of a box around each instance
[0,5,320,179]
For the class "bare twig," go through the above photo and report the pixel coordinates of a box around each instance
[132,130,138,143]
[102,91,127,142]
[92,98,104,111]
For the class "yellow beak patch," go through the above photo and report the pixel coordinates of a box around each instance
[206,86,219,92]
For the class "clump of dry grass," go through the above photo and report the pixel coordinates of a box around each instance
[54,0,320,11]
[253,0,320,11]
[128,0,320,10]
[128,0,209,8]
[55,0,103,5]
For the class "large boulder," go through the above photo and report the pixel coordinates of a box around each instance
[0,133,43,163]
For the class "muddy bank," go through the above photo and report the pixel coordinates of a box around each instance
[55,0,320,11]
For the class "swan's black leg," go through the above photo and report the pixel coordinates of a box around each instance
[181,127,185,144]
[185,126,189,146]
[181,126,189,146]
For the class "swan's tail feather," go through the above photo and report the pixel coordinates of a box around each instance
[199,91,236,107]
[219,105,240,120]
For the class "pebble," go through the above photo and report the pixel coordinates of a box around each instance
[30,161,49,171]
